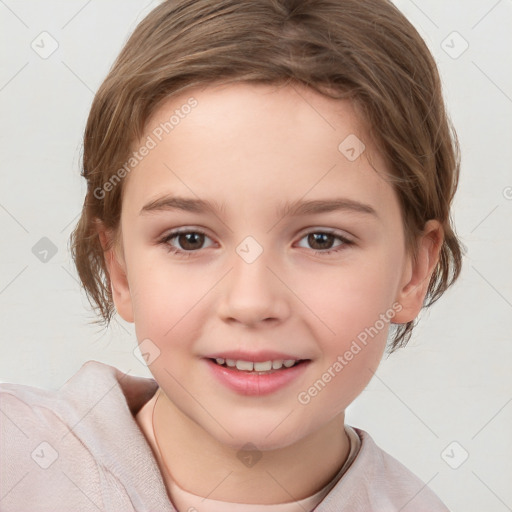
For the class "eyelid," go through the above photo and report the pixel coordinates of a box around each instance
[295,226,355,242]
[160,226,215,244]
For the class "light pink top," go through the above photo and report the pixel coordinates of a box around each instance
[0,360,449,511]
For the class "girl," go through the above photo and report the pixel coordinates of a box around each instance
[1,0,463,510]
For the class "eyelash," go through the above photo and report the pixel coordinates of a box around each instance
[158,228,354,258]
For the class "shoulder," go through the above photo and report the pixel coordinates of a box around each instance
[318,428,450,512]
[0,360,140,435]
[0,363,106,510]
[0,360,165,512]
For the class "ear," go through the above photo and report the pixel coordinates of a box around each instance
[97,225,134,323]
[393,220,444,324]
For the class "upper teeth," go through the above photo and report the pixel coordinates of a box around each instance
[214,358,298,371]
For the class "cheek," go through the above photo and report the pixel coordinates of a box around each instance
[300,343,385,422]
[299,257,401,340]
[297,273,393,415]
[127,255,212,350]
[292,254,400,397]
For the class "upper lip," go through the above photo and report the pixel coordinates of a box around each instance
[204,350,308,362]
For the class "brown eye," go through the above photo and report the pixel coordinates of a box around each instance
[307,233,336,251]
[176,232,205,250]
[296,230,352,255]
[160,229,214,256]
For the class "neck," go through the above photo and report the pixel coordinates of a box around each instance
[145,389,349,505]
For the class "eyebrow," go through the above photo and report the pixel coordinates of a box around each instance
[141,196,225,215]
[276,197,377,218]
[140,195,377,218]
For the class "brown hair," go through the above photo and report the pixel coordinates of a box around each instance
[70,0,464,352]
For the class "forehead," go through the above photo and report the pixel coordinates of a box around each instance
[122,82,396,221]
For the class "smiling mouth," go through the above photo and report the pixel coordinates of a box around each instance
[209,357,307,374]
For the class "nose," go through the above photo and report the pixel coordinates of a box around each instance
[217,247,291,327]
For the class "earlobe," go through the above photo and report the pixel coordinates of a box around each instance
[393,220,443,324]
[98,225,134,323]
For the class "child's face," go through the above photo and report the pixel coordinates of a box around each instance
[108,82,425,450]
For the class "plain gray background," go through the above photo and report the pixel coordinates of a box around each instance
[1,1,511,510]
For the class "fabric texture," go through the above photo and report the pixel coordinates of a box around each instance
[0,360,449,512]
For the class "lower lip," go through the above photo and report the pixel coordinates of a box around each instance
[205,359,310,396]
